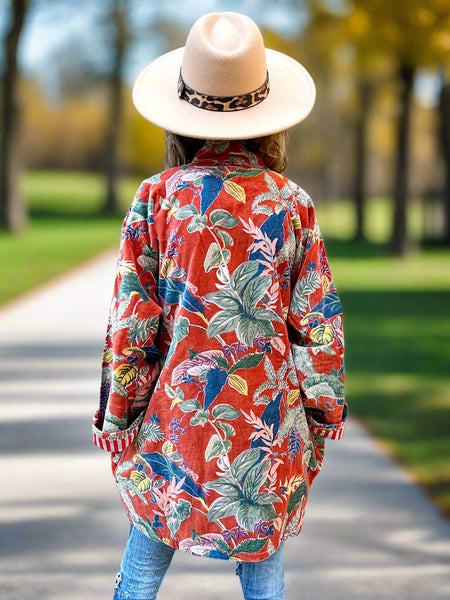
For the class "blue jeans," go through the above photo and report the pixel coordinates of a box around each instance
[113,523,285,600]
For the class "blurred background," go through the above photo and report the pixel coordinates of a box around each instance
[0,0,449,521]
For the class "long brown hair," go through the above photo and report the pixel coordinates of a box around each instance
[165,131,288,173]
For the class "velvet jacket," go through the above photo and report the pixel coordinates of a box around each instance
[92,140,347,562]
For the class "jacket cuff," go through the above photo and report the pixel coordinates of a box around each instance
[92,410,144,452]
[306,401,348,440]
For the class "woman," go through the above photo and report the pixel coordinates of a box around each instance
[92,11,348,600]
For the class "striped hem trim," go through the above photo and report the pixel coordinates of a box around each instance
[92,411,144,452]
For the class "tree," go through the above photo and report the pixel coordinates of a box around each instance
[439,77,450,244]
[0,0,29,232]
[102,0,128,214]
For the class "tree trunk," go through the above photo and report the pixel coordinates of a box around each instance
[0,0,28,232]
[102,0,127,214]
[439,78,450,245]
[390,64,415,255]
[353,80,373,241]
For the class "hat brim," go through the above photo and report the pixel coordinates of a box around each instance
[132,47,316,140]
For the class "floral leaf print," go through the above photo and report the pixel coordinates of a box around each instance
[138,243,158,275]
[228,352,264,373]
[187,214,207,233]
[206,449,280,531]
[250,392,282,449]
[309,323,334,345]
[204,243,231,272]
[117,272,150,302]
[178,398,202,412]
[210,209,239,228]
[216,421,236,438]
[113,364,137,386]
[93,141,347,561]
[229,538,267,558]
[201,175,223,214]
[158,278,205,315]
[174,204,198,220]
[190,409,210,426]
[136,421,165,449]
[166,316,190,366]
[227,373,248,395]
[172,350,225,385]
[129,470,152,492]
[206,261,282,347]
[211,404,240,420]
[139,453,206,501]
[205,434,232,462]
[167,498,192,537]
[204,368,228,410]
[127,314,160,346]
[253,173,295,215]
[287,430,303,462]
[215,227,233,247]
[287,480,308,514]
[278,406,310,446]
[311,291,342,319]
[224,180,246,203]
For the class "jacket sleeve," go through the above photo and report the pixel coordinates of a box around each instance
[92,181,163,452]
[287,189,347,440]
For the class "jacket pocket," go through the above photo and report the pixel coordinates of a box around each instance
[92,410,145,453]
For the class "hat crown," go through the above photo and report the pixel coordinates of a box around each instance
[181,12,267,97]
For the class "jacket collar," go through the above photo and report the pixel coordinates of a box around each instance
[191,140,266,169]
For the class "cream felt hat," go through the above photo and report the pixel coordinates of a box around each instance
[132,12,316,140]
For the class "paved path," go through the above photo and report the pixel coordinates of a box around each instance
[0,250,449,600]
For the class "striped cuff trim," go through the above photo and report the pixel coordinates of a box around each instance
[307,402,348,441]
[92,411,144,452]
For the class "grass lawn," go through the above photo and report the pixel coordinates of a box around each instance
[320,238,450,517]
[0,170,141,305]
[1,170,449,517]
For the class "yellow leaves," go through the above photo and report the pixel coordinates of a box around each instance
[321,275,330,293]
[310,324,335,345]
[170,396,183,409]
[114,364,138,386]
[290,215,301,231]
[162,441,174,456]
[160,258,174,279]
[228,373,248,395]
[287,389,300,407]
[102,349,113,363]
[130,470,152,492]
[123,347,146,358]
[282,474,305,496]
[224,181,246,203]
[118,260,137,276]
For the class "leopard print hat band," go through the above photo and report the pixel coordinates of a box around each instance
[177,70,270,112]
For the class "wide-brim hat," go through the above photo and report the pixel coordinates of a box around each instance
[132,12,316,140]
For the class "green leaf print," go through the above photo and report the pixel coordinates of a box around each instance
[211,404,241,420]
[229,352,264,373]
[216,421,236,437]
[205,435,232,461]
[174,204,198,220]
[287,480,308,514]
[168,499,192,537]
[210,209,239,228]
[179,399,202,412]
[190,409,210,426]
[229,538,267,558]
